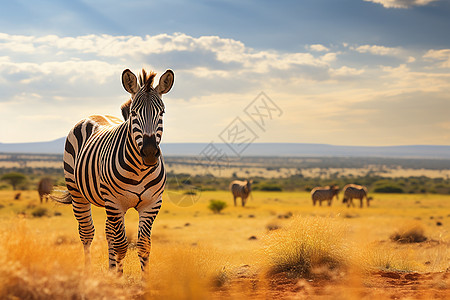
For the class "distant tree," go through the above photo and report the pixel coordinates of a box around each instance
[1,172,27,190]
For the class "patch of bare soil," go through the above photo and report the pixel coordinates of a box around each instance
[213,270,450,299]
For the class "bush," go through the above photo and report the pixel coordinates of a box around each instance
[263,216,349,278]
[258,183,282,192]
[208,200,227,214]
[31,207,48,218]
[390,223,427,243]
[374,185,404,193]
[184,190,198,195]
[266,221,281,231]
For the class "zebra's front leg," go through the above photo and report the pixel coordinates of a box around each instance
[137,204,161,273]
[105,205,128,274]
[72,200,95,268]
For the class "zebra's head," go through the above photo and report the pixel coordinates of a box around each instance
[246,180,253,192]
[121,68,174,167]
[331,185,340,199]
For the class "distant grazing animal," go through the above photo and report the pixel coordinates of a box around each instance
[51,68,174,274]
[14,192,21,200]
[342,184,372,208]
[38,178,54,203]
[230,180,253,207]
[311,185,339,206]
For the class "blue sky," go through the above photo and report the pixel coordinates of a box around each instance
[1,0,449,145]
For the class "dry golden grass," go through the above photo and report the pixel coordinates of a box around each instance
[262,216,350,277]
[0,190,449,299]
[0,220,141,299]
[390,221,428,243]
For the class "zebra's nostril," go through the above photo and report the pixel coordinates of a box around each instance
[141,134,160,163]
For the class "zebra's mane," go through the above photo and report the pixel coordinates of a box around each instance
[139,69,157,91]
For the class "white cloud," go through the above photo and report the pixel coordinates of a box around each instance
[363,0,439,8]
[0,32,449,145]
[423,49,450,68]
[308,44,330,52]
[0,32,337,77]
[329,66,365,77]
[407,56,416,63]
[352,44,401,56]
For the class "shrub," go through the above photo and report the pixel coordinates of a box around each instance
[184,190,197,195]
[263,216,349,278]
[373,180,404,193]
[266,221,281,231]
[390,223,427,243]
[359,243,421,272]
[208,200,227,214]
[374,185,404,193]
[31,207,48,218]
[258,183,282,192]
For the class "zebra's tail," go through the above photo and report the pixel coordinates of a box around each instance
[50,190,73,204]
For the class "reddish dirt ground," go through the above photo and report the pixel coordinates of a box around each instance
[215,270,450,299]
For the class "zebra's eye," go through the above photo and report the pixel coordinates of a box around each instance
[131,111,137,117]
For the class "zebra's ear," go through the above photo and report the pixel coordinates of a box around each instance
[155,70,174,96]
[122,69,139,95]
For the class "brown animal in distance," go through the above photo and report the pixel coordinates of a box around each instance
[230,180,253,207]
[342,184,372,208]
[38,178,54,203]
[311,185,340,206]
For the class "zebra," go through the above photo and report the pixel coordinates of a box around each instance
[52,68,174,274]
[38,177,54,203]
[230,180,252,207]
[342,184,372,208]
[311,185,339,206]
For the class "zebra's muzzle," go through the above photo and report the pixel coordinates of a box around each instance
[141,134,160,166]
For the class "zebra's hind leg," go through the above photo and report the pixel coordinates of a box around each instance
[105,206,128,274]
[72,200,95,268]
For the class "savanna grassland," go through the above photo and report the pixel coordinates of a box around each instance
[0,187,449,299]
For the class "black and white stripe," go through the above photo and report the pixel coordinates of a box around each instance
[230,180,252,207]
[311,185,339,206]
[54,68,174,273]
[342,184,371,208]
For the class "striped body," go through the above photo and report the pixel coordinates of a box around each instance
[230,180,252,207]
[342,184,370,208]
[56,68,174,274]
[311,186,339,206]
[65,115,165,210]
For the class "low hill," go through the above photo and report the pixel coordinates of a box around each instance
[0,138,449,159]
